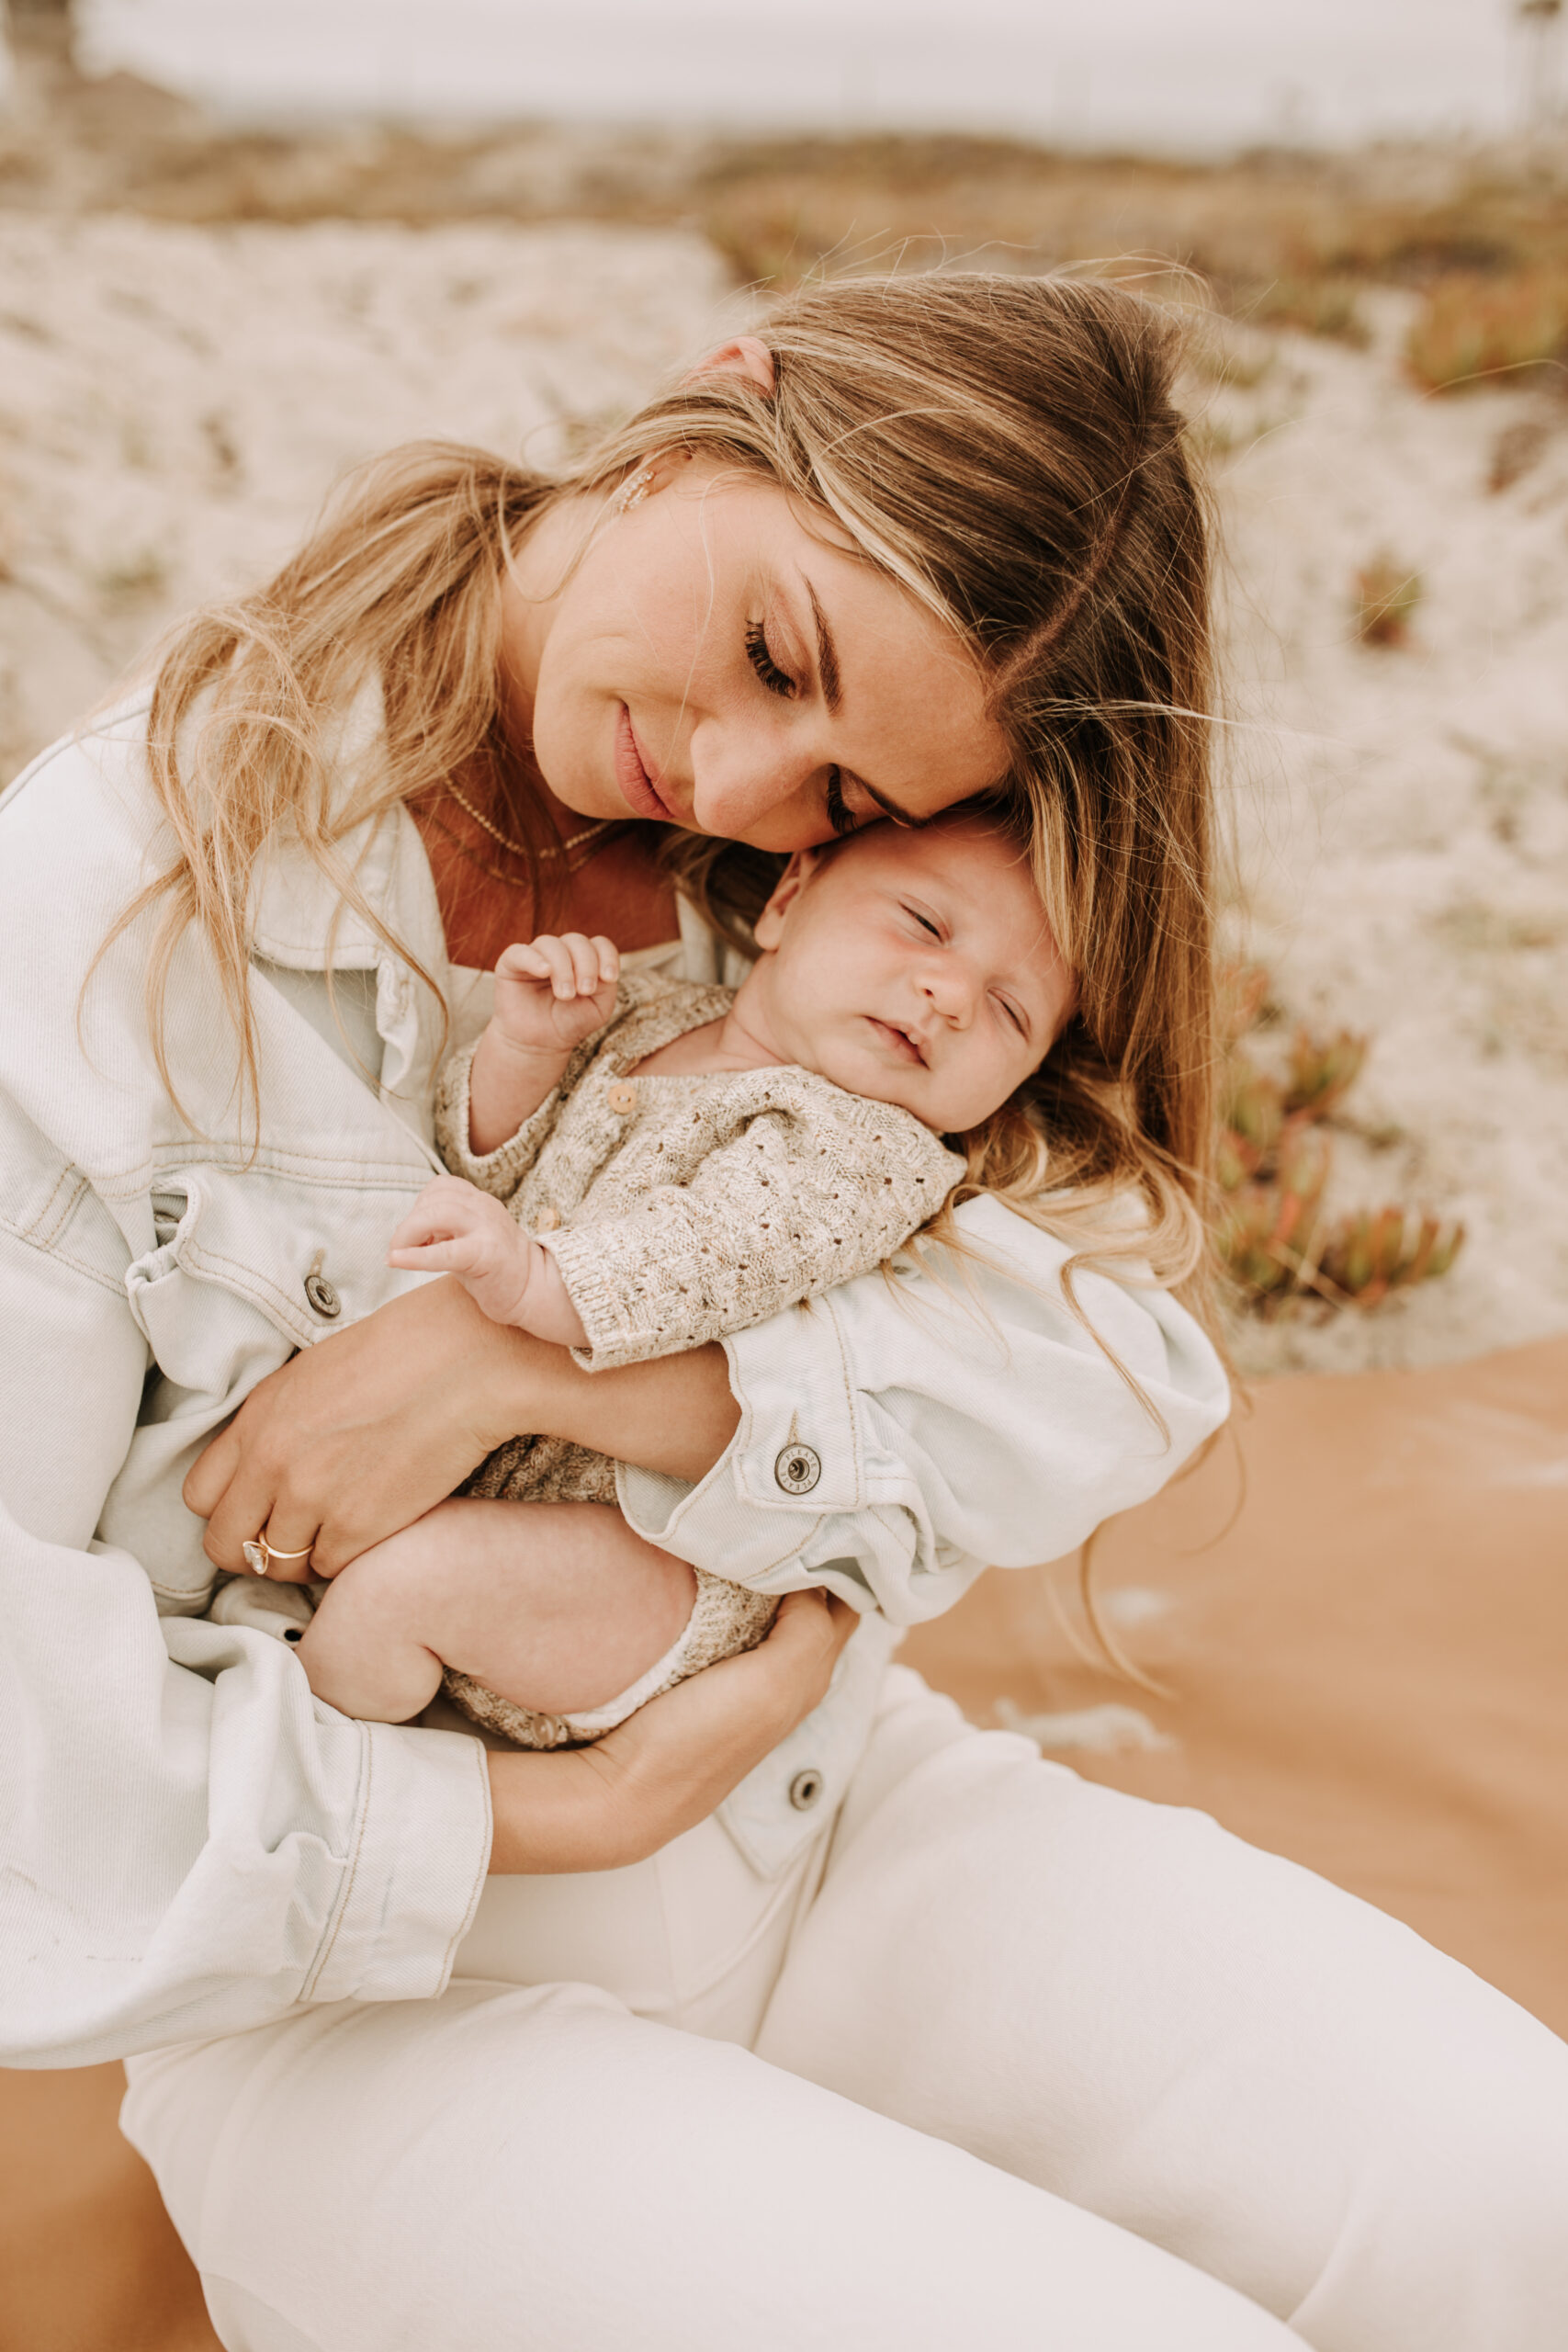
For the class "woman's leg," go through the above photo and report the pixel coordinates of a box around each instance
[122,1978,1295,2352]
[755,1668,1568,2350]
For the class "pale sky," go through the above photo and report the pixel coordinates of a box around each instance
[76,0,1542,152]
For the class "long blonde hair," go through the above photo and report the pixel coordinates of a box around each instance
[112,270,1218,1324]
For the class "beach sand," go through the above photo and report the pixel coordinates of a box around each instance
[1,209,1563,1371]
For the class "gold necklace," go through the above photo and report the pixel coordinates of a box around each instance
[427,809,618,893]
[445,775,614,865]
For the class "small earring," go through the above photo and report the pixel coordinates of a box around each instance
[615,465,656,514]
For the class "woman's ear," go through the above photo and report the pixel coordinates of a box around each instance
[685,334,776,397]
[752,848,818,949]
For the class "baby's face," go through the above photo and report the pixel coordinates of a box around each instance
[744,814,1076,1133]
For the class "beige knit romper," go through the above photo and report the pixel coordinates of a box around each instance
[434,972,964,1748]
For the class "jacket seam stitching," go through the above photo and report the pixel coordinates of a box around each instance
[0,1205,128,1295]
[300,1724,374,1999]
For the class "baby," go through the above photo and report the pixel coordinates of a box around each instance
[296,808,1071,1745]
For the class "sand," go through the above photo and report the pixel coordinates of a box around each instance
[1201,294,1568,1376]
[2,210,1564,1374]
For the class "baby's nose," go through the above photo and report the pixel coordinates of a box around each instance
[921,966,976,1024]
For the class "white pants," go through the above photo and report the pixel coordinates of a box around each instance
[122,1669,1568,2351]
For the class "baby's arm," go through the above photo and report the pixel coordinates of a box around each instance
[468,933,620,1155]
[546,1098,966,1370]
[389,1175,589,1342]
[297,1495,696,1724]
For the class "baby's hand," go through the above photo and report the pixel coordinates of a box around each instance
[491,933,621,1065]
[389,1175,542,1327]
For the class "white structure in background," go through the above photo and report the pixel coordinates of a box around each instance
[75,0,1517,154]
[1515,0,1564,127]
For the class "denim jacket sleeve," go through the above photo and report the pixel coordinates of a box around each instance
[617,1192,1231,1624]
[0,717,491,2067]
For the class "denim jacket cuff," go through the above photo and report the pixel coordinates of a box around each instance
[306,1720,491,2006]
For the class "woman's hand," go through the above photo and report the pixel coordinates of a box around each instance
[484,1589,858,1873]
[184,1278,741,1577]
[185,1280,536,1578]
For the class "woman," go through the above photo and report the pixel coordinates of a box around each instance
[2,274,1563,2350]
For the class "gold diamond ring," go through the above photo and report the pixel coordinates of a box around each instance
[243,1536,315,1577]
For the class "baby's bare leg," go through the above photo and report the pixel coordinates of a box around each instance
[297,1498,697,1724]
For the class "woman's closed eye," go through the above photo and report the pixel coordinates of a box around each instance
[745,620,796,699]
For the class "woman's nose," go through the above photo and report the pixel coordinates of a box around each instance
[688,719,824,846]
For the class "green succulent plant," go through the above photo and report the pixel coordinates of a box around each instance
[1214,975,1464,1317]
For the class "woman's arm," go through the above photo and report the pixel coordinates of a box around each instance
[616,1193,1233,1626]
[0,1190,491,2066]
[185,1277,739,1577]
[1,1152,840,2064]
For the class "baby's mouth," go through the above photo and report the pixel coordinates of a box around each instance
[865,1016,928,1069]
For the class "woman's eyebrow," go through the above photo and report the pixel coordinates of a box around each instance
[802,577,843,713]
[859,779,929,827]
[800,571,927,825]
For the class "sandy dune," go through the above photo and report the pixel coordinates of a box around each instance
[2,212,1564,1374]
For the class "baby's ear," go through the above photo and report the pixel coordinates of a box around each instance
[682,335,775,396]
[752,848,818,948]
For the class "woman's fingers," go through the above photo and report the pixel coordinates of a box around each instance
[182,1419,239,1521]
[184,1280,528,1579]
[486,1590,863,1876]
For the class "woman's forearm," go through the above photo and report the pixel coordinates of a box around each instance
[186,1279,739,1576]
[493,1317,739,1486]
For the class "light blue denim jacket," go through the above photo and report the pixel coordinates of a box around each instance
[0,699,1228,2064]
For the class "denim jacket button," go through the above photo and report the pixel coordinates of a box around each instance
[788,1768,824,1812]
[303,1271,342,1319]
[774,1442,821,1495]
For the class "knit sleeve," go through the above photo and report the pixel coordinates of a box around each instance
[544,1088,965,1371]
[432,1040,562,1200]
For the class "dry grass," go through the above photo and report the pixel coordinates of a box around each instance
[1352,554,1425,648]
[4,46,1568,363]
[1406,265,1568,390]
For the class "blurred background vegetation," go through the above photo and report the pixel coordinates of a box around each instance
[4,0,1568,394]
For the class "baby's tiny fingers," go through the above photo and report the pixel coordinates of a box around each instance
[592,936,621,987]
[529,935,579,999]
[496,941,554,982]
[562,933,604,997]
[388,1240,463,1272]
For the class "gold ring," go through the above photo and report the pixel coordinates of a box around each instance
[243,1536,315,1577]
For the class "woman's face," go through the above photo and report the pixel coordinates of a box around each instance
[507,455,1010,854]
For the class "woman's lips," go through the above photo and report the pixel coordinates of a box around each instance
[614,704,678,822]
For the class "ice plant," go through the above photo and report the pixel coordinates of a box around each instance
[1215,980,1464,1317]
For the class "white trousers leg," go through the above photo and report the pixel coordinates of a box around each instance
[755,1668,1568,2350]
[121,1980,1292,2351]
[121,1667,1568,2351]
